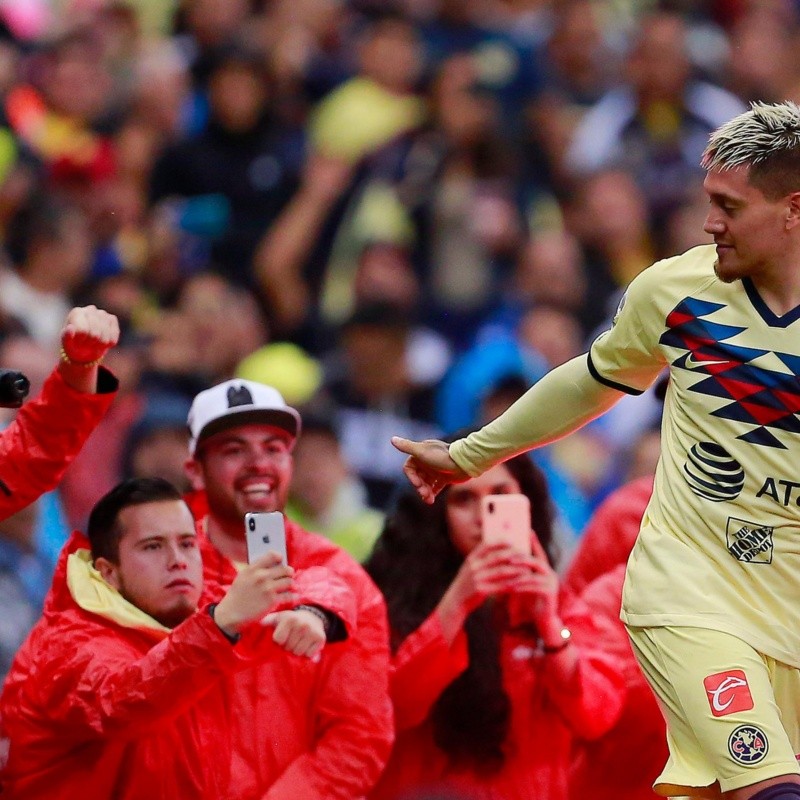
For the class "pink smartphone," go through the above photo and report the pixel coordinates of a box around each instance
[481,494,532,555]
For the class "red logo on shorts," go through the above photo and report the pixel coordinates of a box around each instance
[704,670,754,717]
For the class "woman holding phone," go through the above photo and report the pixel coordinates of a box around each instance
[365,450,626,800]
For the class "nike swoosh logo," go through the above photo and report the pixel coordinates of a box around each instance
[684,353,731,370]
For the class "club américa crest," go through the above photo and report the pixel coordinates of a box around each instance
[728,724,768,765]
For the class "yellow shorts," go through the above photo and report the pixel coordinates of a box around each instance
[627,625,800,797]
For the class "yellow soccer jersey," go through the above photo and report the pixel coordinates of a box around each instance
[589,244,800,666]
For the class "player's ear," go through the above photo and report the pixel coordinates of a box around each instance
[785,191,800,230]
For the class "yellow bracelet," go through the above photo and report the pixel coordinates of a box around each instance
[59,346,104,369]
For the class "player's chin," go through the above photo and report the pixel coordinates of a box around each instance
[713,258,744,284]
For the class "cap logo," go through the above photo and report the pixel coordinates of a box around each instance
[227,384,254,408]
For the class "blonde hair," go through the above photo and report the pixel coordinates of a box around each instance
[702,101,800,198]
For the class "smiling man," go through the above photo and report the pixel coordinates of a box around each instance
[184,379,393,799]
[393,101,800,800]
[0,477,320,799]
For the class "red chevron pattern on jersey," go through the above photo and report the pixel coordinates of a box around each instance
[660,297,800,449]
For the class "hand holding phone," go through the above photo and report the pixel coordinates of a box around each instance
[213,551,295,635]
[481,494,532,555]
[245,511,289,566]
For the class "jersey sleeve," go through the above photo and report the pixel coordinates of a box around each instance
[588,264,669,395]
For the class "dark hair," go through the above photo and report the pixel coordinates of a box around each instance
[5,194,83,267]
[358,8,417,36]
[341,301,411,334]
[87,477,184,563]
[296,410,339,441]
[365,450,556,771]
[207,39,270,82]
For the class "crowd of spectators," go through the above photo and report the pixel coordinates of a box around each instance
[0,0,796,793]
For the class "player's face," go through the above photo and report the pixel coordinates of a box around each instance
[189,424,294,529]
[703,166,790,283]
[445,464,522,558]
[97,500,202,628]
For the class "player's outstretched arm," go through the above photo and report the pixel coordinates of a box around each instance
[393,356,624,504]
[451,354,623,476]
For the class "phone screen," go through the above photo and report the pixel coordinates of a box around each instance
[481,494,532,555]
[244,511,288,565]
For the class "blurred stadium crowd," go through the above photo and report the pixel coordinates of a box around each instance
[0,0,795,676]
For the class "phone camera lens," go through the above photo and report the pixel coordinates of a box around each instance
[248,517,255,531]
[488,502,495,514]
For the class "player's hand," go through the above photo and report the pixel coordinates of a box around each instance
[214,552,295,636]
[61,305,119,365]
[391,436,469,504]
[262,608,326,659]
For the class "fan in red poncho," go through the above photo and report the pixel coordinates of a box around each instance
[0,304,119,520]
[0,477,348,798]
[364,450,627,800]
[183,378,395,800]
[563,475,668,800]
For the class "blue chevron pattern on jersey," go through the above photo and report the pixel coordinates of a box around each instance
[660,298,800,449]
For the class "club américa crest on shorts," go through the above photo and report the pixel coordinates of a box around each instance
[728,724,769,765]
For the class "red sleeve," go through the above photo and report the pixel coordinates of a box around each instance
[390,610,469,731]
[28,607,248,740]
[563,476,653,595]
[290,566,359,638]
[264,580,395,800]
[579,564,650,685]
[539,596,627,740]
[0,367,117,519]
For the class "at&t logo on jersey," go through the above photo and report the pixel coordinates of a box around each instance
[728,725,769,765]
[757,476,800,507]
[703,670,754,717]
[683,442,744,502]
[726,517,774,563]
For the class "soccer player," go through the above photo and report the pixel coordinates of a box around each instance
[393,101,800,800]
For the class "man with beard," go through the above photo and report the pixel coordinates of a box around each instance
[393,102,800,800]
[184,378,393,799]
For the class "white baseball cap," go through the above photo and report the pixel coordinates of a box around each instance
[187,379,302,455]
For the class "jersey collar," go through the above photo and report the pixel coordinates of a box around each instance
[742,277,800,328]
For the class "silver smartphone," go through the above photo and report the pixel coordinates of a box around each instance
[244,511,288,566]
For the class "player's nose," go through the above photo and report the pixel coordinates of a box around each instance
[703,209,725,235]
